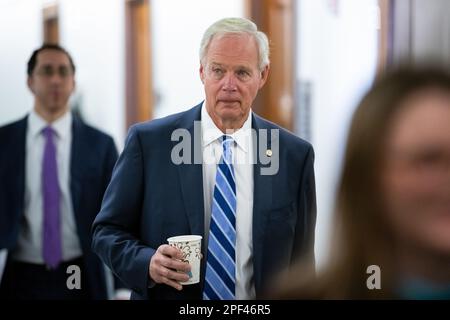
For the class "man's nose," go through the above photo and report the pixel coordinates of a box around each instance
[49,73,63,84]
[221,73,237,92]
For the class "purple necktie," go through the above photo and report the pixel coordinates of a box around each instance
[42,126,62,269]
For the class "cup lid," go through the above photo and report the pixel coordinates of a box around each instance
[167,235,202,243]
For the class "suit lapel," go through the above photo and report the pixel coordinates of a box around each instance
[70,116,83,228]
[251,114,273,297]
[174,104,205,237]
[16,117,28,227]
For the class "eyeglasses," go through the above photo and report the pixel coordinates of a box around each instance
[35,65,73,78]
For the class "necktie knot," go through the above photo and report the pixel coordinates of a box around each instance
[42,126,56,139]
[221,135,234,163]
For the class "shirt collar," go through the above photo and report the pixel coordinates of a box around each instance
[201,101,252,153]
[28,109,72,140]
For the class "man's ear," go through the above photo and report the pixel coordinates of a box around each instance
[27,76,35,94]
[258,65,270,89]
[199,63,205,84]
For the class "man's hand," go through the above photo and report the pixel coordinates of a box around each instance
[149,244,191,291]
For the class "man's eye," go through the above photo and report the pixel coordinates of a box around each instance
[43,66,53,75]
[237,70,249,77]
[59,67,70,77]
[213,68,223,74]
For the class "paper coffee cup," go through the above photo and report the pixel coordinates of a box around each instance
[167,235,202,285]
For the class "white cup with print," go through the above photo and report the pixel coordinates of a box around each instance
[167,235,202,285]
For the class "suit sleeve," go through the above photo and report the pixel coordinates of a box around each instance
[293,144,317,272]
[103,137,130,290]
[92,126,155,296]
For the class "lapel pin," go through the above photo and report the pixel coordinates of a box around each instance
[266,149,272,157]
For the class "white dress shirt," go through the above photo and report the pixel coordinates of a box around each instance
[12,110,83,264]
[201,103,255,299]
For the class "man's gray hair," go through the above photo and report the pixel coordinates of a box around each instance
[199,17,270,71]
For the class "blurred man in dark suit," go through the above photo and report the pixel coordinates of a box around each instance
[0,44,118,299]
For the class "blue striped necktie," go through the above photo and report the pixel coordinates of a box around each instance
[203,135,236,300]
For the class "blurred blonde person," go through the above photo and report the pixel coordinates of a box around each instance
[275,67,450,299]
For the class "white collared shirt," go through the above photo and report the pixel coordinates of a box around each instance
[12,109,83,263]
[201,102,255,299]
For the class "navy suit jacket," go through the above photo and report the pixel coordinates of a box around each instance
[0,114,118,299]
[92,103,316,300]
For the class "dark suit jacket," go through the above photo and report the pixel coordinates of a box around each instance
[92,103,316,300]
[0,114,118,299]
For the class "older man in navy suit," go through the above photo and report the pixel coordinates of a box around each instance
[92,17,316,300]
[0,44,118,299]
